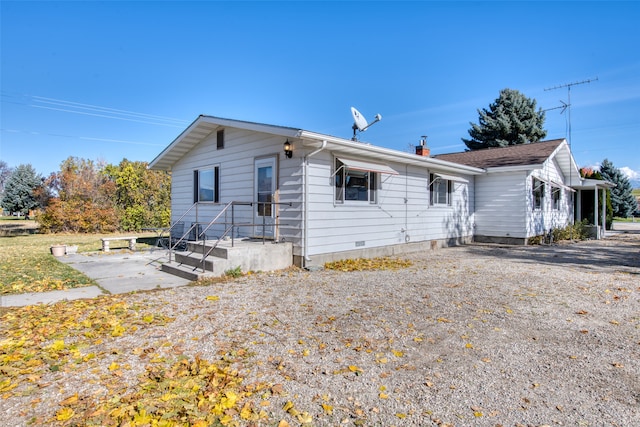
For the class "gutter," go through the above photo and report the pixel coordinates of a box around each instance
[303,140,327,266]
[298,130,484,175]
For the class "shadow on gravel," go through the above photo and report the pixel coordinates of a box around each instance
[464,232,640,275]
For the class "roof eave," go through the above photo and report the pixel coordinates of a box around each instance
[485,165,542,173]
[298,131,485,175]
[149,115,302,170]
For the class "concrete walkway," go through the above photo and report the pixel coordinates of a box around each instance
[1,250,192,308]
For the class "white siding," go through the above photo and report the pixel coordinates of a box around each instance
[474,158,574,241]
[168,126,476,261]
[304,151,474,258]
[170,128,303,243]
[527,158,573,237]
[474,171,528,238]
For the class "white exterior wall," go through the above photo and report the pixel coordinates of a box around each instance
[527,158,573,237]
[474,158,573,242]
[474,171,528,239]
[168,127,476,264]
[304,151,474,259]
[170,128,303,241]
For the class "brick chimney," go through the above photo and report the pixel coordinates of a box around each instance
[416,145,430,156]
[416,136,430,156]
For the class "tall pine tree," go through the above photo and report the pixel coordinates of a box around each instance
[463,88,547,150]
[599,159,637,218]
[0,164,42,216]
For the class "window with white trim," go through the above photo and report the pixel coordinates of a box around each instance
[194,167,219,203]
[551,186,561,210]
[429,173,451,206]
[532,178,545,210]
[334,159,377,204]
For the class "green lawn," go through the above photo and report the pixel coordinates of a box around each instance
[0,224,159,295]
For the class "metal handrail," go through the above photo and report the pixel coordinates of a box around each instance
[167,200,291,273]
[197,201,292,272]
[166,202,199,263]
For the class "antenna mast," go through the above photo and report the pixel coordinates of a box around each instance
[544,77,598,147]
[544,77,598,234]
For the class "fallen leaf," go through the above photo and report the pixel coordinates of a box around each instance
[60,393,78,406]
[282,401,294,412]
[56,407,74,421]
[322,403,333,414]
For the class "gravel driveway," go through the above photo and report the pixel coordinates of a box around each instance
[2,230,639,426]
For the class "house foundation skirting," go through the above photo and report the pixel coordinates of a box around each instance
[296,236,473,269]
[474,235,528,245]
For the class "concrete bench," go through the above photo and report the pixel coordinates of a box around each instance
[101,236,137,252]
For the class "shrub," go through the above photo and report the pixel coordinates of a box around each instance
[529,220,591,245]
[224,266,243,278]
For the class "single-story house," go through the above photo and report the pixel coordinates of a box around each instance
[434,139,614,242]
[149,115,612,268]
[149,115,486,268]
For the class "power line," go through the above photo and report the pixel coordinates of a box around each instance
[1,91,190,128]
[0,127,164,147]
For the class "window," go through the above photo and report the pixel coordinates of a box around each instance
[216,129,224,149]
[334,159,377,204]
[193,167,219,203]
[429,173,451,206]
[532,178,545,210]
[551,186,561,210]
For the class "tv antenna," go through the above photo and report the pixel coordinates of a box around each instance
[544,77,598,147]
[544,77,597,235]
[350,107,382,141]
[543,100,569,114]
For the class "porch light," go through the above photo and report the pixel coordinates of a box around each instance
[283,140,293,158]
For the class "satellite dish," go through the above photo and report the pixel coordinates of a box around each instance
[351,107,369,132]
[350,107,382,141]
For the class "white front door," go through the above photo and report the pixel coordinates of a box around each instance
[254,157,277,238]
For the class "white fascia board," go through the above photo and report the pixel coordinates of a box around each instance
[199,115,301,137]
[149,116,207,170]
[149,115,302,170]
[298,131,484,175]
[486,165,541,173]
[575,179,617,189]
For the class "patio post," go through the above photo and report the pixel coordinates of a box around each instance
[593,185,599,238]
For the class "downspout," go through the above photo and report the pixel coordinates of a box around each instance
[303,140,327,266]
[404,164,408,243]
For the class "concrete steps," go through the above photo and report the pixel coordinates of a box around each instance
[160,239,292,280]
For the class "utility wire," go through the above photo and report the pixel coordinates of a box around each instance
[1,91,190,128]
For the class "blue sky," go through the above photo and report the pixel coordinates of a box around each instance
[1,1,639,185]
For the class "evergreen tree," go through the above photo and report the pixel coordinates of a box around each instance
[0,164,42,216]
[0,160,12,200]
[463,88,547,150]
[599,159,637,218]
